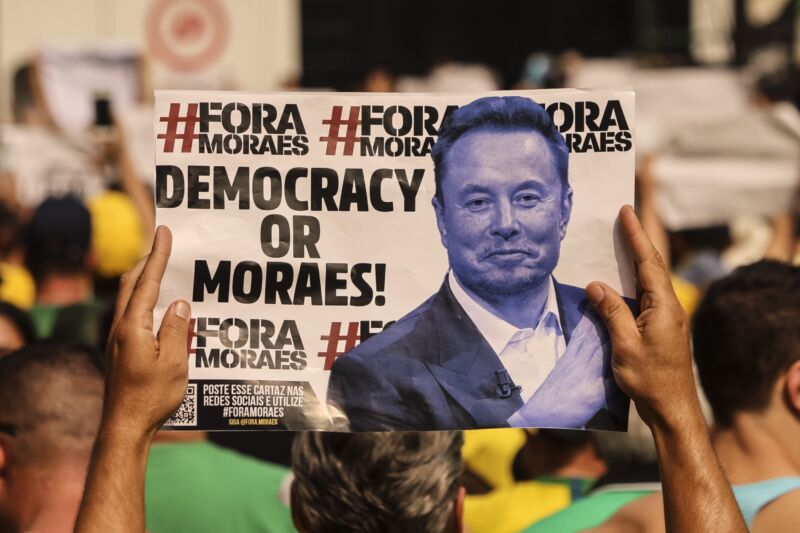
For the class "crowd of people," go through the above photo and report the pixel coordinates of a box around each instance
[0,25,799,533]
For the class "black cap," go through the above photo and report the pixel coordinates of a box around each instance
[25,196,92,279]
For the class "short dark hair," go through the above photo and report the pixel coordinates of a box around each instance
[0,343,103,465]
[692,260,800,427]
[431,96,569,204]
[291,431,464,533]
[24,196,92,282]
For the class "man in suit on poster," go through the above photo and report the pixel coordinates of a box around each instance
[328,96,631,431]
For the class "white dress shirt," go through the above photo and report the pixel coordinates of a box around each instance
[448,273,566,403]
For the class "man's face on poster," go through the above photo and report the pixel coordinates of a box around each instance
[433,128,573,297]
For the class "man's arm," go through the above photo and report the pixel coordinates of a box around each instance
[115,121,156,243]
[74,227,191,533]
[585,205,746,533]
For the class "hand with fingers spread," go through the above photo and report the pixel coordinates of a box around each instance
[75,226,192,533]
[584,206,746,533]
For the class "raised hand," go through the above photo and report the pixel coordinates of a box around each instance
[103,225,192,436]
[584,205,747,533]
[76,226,191,533]
[585,205,695,428]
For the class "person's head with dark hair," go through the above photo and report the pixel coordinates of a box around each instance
[363,67,395,92]
[693,260,800,427]
[430,96,573,304]
[25,196,94,303]
[432,96,569,206]
[291,431,465,532]
[754,67,800,106]
[0,343,104,533]
[0,301,35,356]
[514,429,607,485]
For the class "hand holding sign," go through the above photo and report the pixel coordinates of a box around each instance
[103,226,191,436]
[77,226,191,533]
[584,207,749,533]
[585,205,695,428]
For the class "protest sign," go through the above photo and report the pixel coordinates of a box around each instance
[154,89,636,432]
[1,125,105,207]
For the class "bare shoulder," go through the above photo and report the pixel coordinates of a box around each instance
[585,492,665,533]
[752,486,800,533]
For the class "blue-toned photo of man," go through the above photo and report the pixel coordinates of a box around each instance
[328,96,630,431]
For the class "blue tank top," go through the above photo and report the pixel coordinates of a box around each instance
[733,476,800,529]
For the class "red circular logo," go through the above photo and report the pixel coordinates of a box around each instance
[146,0,230,73]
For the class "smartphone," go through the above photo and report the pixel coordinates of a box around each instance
[93,94,113,127]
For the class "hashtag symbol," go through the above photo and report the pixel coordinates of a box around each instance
[318,322,360,370]
[223,406,229,417]
[158,103,199,153]
[320,106,361,155]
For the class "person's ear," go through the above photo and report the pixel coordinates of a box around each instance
[452,485,466,533]
[784,360,800,417]
[432,196,449,250]
[559,186,573,241]
[85,249,98,271]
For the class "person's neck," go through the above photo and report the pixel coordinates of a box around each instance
[456,275,549,330]
[153,430,208,444]
[712,407,800,485]
[520,438,607,480]
[36,274,92,306]
[17,468,86,533]
[551,445,607,480]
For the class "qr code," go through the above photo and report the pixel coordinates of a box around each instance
[166,383,197,426]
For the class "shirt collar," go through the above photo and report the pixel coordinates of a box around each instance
[448,272,562,355]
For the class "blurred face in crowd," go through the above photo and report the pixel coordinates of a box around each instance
[433,128,572,298]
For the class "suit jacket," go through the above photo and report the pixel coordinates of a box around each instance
[327,277,629,431]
